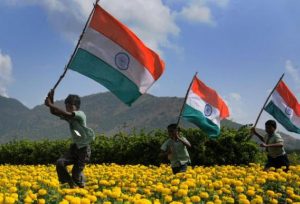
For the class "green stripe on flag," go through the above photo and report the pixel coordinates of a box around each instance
[68,48,141,106]
[182,104,220,137]
[265,101,300,133]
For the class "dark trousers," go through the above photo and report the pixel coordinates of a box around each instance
[56,144,91,187]
[265,154,289,171]
[172,163,188,174]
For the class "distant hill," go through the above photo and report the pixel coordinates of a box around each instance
[0,92,300,150]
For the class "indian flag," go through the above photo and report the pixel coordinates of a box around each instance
[181,76,229,137]
[68,5,165,106]
[265,80,300,133]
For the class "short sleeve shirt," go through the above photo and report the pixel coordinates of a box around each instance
[69,111,95,148]
[264,132,285,158]
[161,137,191,167]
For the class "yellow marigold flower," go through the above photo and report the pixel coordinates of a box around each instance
[238,194,247,200]
[250,198,263,204]
[214,199,222,204]
[226,197,235,204]
[154,199,161,204]
[200,192,209,199]
[186,180,196,188]
[245,177,253,184]
[29,193,37,200]
[59,200,69,204]
[99,180,109,186]
[81,198,90,204]
[109,180,116,185]
[79,189,88,195]
[287,189,294,195]
[236,186,244,193]
[9,187,17,193]
[21,181,32,188]
[162,188,172,195]
[70,197,81,204]
[11,193,18,199]
[86,195,97,202]
[164,195,172,202]
[134,198,152,204]
[130,183,137,188]
[38,189,47,196]
[190,195,201,202]
[267,190,275,197]
[182,197,189,202]
[156,185,164,192]
[24,196,33,203]
[270,199,278,204]
[180,183,189,189]
[4,197,16,204]
[246,189,255,197]
[177,189,188,197]
[171,179,180,186]
[239,199,250,204]
[217,189,223,195]
[171,186,178,192]
[38,199,46,204]
[256,178,266,184]
[129,187,137,193]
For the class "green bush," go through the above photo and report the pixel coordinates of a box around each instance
[0,128,259,165]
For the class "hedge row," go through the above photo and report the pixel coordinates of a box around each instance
[0,127,259,165]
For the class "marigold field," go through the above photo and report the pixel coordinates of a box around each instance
[0,164,300,204]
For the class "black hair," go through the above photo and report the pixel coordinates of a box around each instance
[64,94,81,109]
[265,120,277,129]
[167,123,180,131]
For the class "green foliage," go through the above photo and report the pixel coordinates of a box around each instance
[0,139,70,164]
[0,128,259,165]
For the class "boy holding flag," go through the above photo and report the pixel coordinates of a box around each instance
[45,90,95,188]
[251,120,289,171]
[160,124,191,174]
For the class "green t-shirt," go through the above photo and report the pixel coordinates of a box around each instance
[161,137,191,167]
[68,111,95,148]
[264,132,286,158]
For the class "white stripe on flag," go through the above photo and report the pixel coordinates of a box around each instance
[79,28,155,93]
[186,90,221,127]
[271,91,300,127]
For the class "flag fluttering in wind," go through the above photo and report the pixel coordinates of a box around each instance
[68,5,165,106]
[181,75,229,137]
[264,80,300,133]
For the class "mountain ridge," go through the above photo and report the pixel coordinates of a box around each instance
[0,92,299,150]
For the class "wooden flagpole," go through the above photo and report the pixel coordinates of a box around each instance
[51,0,100,91]
[176,72,198,127]
[253,73,285,128]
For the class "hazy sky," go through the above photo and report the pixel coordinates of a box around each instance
[0,0,300,135]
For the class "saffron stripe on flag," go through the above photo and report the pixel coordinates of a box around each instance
[89,5,165,80]
[191,77,229,119]
[185,90,221,127]
[269,90,300,128]
[79,28,155,93]
[276,81,300,116]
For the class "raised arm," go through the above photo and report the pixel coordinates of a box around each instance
[251,127,265,143]
[44,90,74,119]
